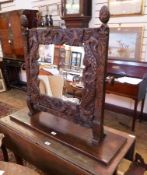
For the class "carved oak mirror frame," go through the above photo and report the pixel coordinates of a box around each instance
[25,6,110,144]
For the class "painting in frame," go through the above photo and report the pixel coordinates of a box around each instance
[0,0,13,3]
[70,51,82,70]
[108,27,143,61]
[109,0,144,16]
[48,3,61,16]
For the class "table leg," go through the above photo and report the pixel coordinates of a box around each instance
[125,139,135,161]
[132,100,138,131]
[1,143,9,161]
[14,152,24,165]
[113,169,118,175]
[139,98,145,122]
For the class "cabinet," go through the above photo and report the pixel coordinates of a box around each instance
[0,10,38,89]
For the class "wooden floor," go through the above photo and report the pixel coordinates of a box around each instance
[0,89,147,175]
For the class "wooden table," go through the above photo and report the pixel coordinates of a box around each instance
[0,108,136,175]
[106,78,147,131]
[0,161,40,175]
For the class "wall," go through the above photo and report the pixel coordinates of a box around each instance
[89,0,147,113]
[0,0,147,113]
[1,0,147,61]
[89,0,147,62]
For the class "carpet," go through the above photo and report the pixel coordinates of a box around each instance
[0,145,46,174]
[0,150,46,175]
[0,101,18,118]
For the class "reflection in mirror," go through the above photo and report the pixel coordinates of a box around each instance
[38,44,85,104]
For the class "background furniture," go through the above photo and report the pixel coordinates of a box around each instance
[61,0,92,28]
[0,9,38,90]
[107,60,147,79]
[106,59,147,130]
[106,77,147,131]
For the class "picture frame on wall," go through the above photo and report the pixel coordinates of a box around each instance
[0,0,13,3]
[108,27,143,61]
[36,3,61,17]
[0,0,13,9]
[48,3,61,16]
[38,44,54,64]
[70,51,82,70]
[109,0,144,16]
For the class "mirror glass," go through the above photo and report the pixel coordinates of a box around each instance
[38,44,85,104]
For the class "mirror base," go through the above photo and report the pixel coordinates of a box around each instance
[10,108,127,165]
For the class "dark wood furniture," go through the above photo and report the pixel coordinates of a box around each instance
[0,108,136,175]
[2,59,26,90]
[106,59,147,131]
[106,79,146,131]
[0,6,137,175]
[25,5,110,146]
[0,9,38,89]
[21,5,136,170]
[61,0,92,28]
[0,161,40,175]
[107,59,147,79]
[0,133,9,162]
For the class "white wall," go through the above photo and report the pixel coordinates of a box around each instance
[89,0,147,62]
[0,0,147,113]
[1,0,146,61]
[89,0,147,113]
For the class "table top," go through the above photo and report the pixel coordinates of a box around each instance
[0,161,40,175]
[0,108,136,175]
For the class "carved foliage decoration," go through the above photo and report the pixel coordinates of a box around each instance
[26,6,110,142]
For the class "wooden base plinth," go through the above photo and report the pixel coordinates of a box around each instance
[10,111,127,165]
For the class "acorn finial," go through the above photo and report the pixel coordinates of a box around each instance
[99,6,110,24]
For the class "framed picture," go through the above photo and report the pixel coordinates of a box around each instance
[109,0,144,16]
[108,27,143,61]
[70,51,82,69]
[37,3,61,16]
[48,3,61,16]
[0,0,13,3]
[38,44,54,64]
